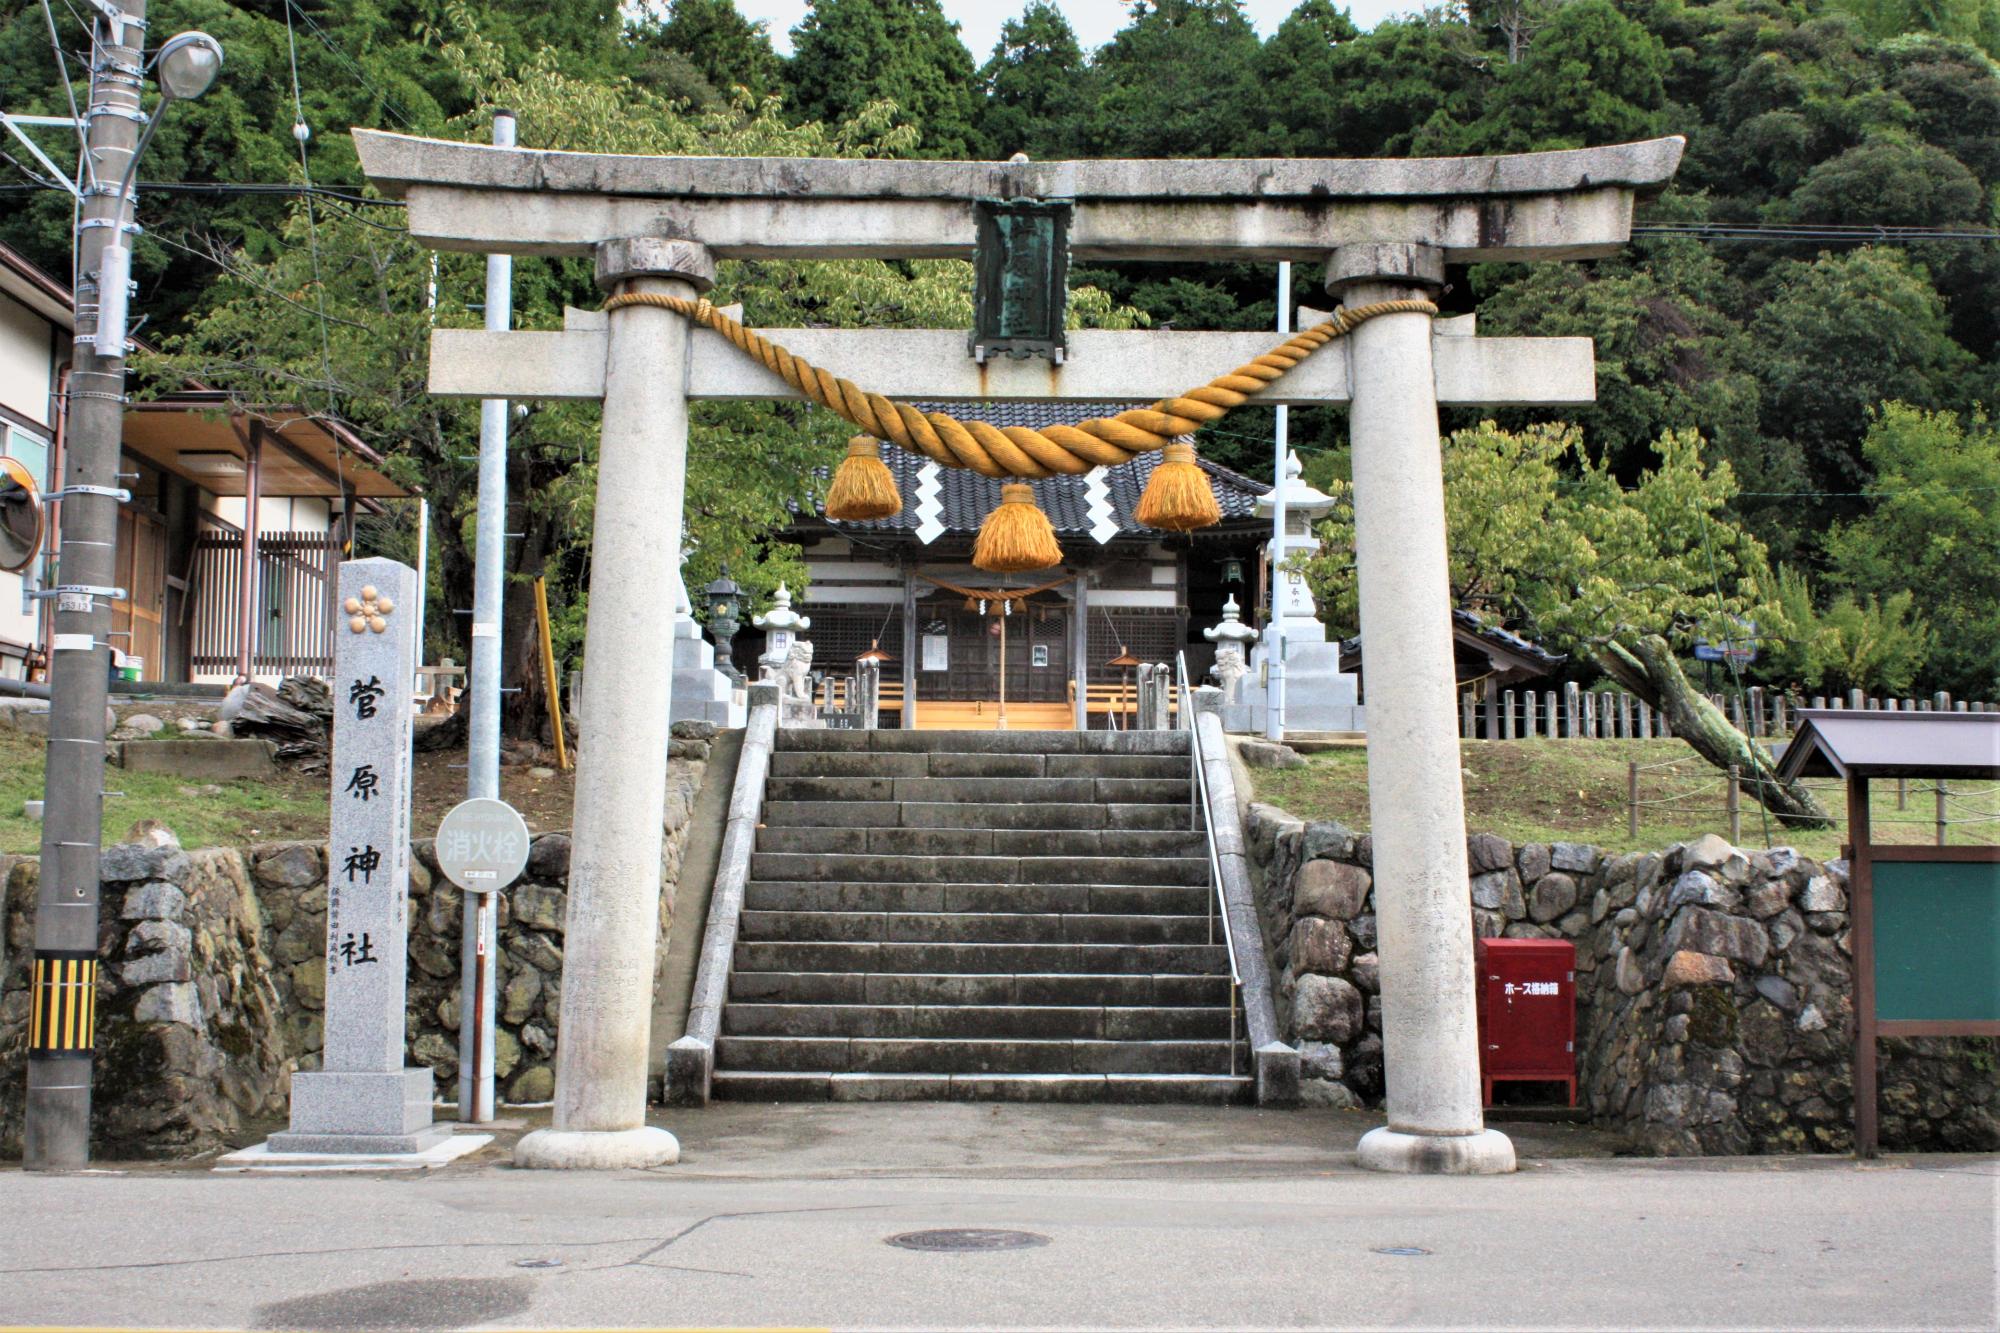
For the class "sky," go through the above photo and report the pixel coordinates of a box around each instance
[731,1,1413,59]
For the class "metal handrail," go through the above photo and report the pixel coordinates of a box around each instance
[1176,651,1242,1078]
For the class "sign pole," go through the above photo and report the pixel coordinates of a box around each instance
[459,110,515,1125]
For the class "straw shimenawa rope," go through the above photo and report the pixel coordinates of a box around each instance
[600,292,1438,480]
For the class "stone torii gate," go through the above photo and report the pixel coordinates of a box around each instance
[356,130,1683,1174]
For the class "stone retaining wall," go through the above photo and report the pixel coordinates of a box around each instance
[1243,803,1997,1154]
[0,731,710,1159]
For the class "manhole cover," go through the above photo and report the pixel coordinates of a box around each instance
[887,1228,1050,1253]
[1372,1246,1432,1257]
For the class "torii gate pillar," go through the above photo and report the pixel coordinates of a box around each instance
[514,238,714,1171]
[1333,244,1513,1174]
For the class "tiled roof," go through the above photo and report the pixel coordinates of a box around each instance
[828,401,1271,537]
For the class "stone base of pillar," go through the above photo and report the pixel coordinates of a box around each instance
[513,1125,681,1170]
[1356,1126,1516,1175]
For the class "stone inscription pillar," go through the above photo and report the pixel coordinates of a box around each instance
[514,238,713,1170]
[271,557,446,1154]
[1331,245,1514,1174]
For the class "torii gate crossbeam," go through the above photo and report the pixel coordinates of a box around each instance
[356,132,1685,1176]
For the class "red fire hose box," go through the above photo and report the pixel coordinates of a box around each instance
[1475,936,1577,1106]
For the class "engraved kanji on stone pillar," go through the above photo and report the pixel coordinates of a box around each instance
[269,556,448,1155]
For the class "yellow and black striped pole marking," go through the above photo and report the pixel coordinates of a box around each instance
[27,950,97,1058]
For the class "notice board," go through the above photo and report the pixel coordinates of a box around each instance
[1872,858,2000,1023]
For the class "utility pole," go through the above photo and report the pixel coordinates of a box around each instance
[459,109,515,1124]
[1264,261,1290,742]
[25,0,146,1169]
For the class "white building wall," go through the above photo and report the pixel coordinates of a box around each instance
[0,290,57,680]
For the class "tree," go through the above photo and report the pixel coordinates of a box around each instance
[1300,422,1829,824]
[1084,0,1264,158]
[786,0,984,158]
[1475,0,1670,152]
[1250,0,1362,155]
[1822,405,2000,697]
[1761,566,1933,696]
[634,0,784,103]
[1749,247,1975,508]
[975,1,1093,159]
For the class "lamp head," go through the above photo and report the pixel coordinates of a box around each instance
[155,32,224,101]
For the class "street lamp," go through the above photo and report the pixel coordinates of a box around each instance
[20,13,223,1171]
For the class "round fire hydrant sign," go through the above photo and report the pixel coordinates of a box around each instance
[434,797,531,894]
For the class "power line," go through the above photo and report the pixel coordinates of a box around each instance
[282,0,419,132]
[1634,223,2000,244]
[0,180,401,206]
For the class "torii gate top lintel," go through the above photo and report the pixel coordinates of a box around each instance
[353,129,1685,264]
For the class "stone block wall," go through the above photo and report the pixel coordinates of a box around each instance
[1243,803,1997,1155]
[0,735,709,1160]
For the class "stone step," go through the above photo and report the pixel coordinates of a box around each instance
[747,852,1208,887]
[722,1003,1235,1041]
[762,800,1186,831]
[762,776,1190,805]
[742,880,1213,916]
[714,1034,1245,1076]
[728,970,1233,1008]
[711,1070,1251,1105]
[767,750,1190,780]
[753,826,1204,859]
[733,940,1231,976]
[775,729,1190,756]
[737,909,1215,946]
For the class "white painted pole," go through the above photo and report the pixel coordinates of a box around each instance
[1265,261,1290,742]
[459,110,514,1126]
[1334,245,1513,1175]
[514,237,712,1170]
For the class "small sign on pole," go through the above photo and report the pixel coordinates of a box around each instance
[435,797,531,894]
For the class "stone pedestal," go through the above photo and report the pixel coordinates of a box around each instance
[669,618,745,728]
[1243,637,1365,734]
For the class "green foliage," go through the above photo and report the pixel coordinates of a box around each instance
[1762,566,1933,694]
[1475,0,1671,151]
[785,0,983,158]
[633,0,784,103]
[1822,405,2000,696]
[975,1,1092,158]
[1750,247,1975,498]
[1300,423,1774,658]
[1085,0,1264,158]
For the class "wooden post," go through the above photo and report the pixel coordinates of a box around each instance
[1564,682,1579,739]
[532,576,569,771]
[1747,686,1763,737]
[1936,780,1948,847]
[1638,700,1653,738]
[1462,691,1475,739]
[1483,686,1498,743]
[1628,761,1639,841]
[996,603,1008,730]
[1618,693,1632,740]
[1897,777,1908,810]
[1523,691,1537,739]
[901,566,918,730]
[1726,764,1741,844]
[1502,689,1515,740]
[1071,573,1089,733]
[1850,773,1877,1158]
[1583,691,1597,739]
[1545,690,1558,740]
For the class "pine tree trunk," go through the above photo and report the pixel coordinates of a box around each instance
[1598,634,1832,830]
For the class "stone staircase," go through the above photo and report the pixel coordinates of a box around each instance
[711,728,1251,1103]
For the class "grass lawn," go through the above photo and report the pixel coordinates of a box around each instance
[1248,737,2000,863]
[0,728,582,855]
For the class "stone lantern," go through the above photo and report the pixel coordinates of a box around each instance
[753,583,812,680]
[1248,451,1362,733]
[703,566,745,683]
[1202,594,1259,706]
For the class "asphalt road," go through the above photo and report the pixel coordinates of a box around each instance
[0,1103,1994,1331]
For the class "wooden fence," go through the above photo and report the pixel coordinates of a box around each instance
[188,519,340,678]
[1461,682,2000,742]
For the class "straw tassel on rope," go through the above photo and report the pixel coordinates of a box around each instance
[1134,440,1221,532]
[973,483,1063,574]
[824,435,902,521]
